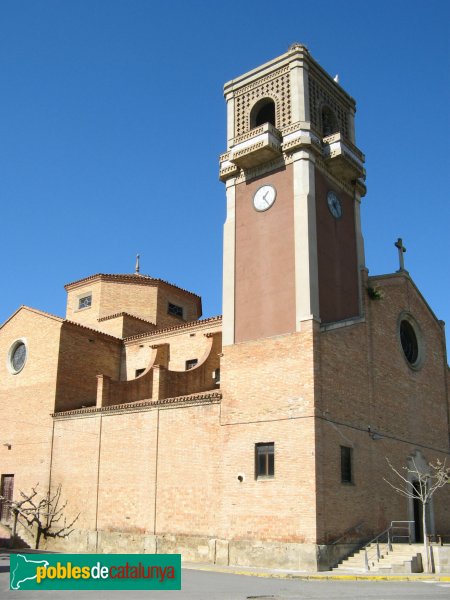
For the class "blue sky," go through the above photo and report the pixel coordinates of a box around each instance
[1,1,449,349]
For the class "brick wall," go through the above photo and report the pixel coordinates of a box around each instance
[95,314,156,338]
[97,411,158,534]
[0,309,61,510]
[50,415,101,532]
[220,321,317,424]
[217,418,317,543]
[234,165,296,342]
[54,323,122,411]
[315,169,359,323]
[122,319,222,380]
[65,281,102,328]
[101,330,221,405]
[156,286,201,329]
[164,333,221,398]
[316,271,450,543]
[49,398,221,541]
[98,280,159,322]
[156,403,221,536]
[219,320,319,543]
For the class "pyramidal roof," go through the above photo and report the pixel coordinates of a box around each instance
[64,273,201,299]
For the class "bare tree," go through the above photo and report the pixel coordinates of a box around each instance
[384,457,449,573]
[0,484,79,549]
[0,485,38,545]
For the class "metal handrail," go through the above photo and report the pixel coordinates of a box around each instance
[390,520,414,543]
[330,521,365,546]
[363,521,414,571]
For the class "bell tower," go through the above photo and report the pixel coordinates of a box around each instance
[220,44,366,346]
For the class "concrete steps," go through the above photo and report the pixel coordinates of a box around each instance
[0,522,31,549]
[334,543,424,573]
[0,522,12,547]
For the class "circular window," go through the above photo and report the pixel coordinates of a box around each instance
[8,340,28,374]
[399,319,419,365]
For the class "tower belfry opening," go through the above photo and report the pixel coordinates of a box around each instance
[321,105,339,137]
[250,98,276,128]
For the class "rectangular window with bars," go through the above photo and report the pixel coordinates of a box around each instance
[78,295,92,310]
[168,302,183,318]
[255,443,274,479]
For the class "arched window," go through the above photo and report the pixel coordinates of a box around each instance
[321,106,339,137]
[250,98,276,129]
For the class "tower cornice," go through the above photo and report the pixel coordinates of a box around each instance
[224,44,356,108]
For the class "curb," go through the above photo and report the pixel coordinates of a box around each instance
[182,563,450,582]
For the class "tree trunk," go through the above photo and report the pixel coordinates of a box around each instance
[35,528,41,550]
[12,511,18,549]
[422,502,429,573]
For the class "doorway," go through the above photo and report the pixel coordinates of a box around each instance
[0,474,14,522]
[412,481,423,542]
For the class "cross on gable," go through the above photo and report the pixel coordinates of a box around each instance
[394,238,407,272]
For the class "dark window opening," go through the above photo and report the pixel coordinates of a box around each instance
[322,106,339,137]
[168,302,184,318]
[250,98,276,129]
[255,443,274,478]
[341,446,353,483]
[186,359,198,370]
[400,320,419,365]
[214,368,220,385]
[0,474,14,522]
[78,295,92,309]
[135,368,145,378]
[11,343,26,372]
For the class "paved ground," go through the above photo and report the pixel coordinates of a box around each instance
[182,560,450,581]
[1,552,450,599]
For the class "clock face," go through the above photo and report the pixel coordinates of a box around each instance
[253,185,276,212]
[327,191,343,219]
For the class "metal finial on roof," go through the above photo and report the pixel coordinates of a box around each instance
[135,254,140,275]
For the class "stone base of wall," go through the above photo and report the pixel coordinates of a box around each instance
[225,539,319,570]
[317,543,363,570]
[16,527,367,571]
[432,546,450,574]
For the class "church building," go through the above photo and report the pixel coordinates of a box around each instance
[1,44,449,571]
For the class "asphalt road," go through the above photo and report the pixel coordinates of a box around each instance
[1,554,449,599]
